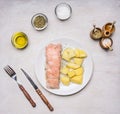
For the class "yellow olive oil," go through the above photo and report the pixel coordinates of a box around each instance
[11,32,28,49]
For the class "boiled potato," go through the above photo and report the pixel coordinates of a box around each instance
[74,67,84,76]
[62,48,75,61]
[79,50,87,58]
[73,58,84,66]
[65,48,75,59]
[67,62,80,69]
[62,51,70,61]
[71,75,83,84]
[60,66,69,75]
[74,48,80,57]
[60,47,87,86]
[74,48,87,58]
[61,76,70,86]
[68,69,75,78]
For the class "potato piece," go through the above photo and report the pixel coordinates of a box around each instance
[68,69,75,78]
[74,67,84,76]
[60,66,69,75]
[67,62,80,69]
[79,50,87,58]
[74,48,81,57]
[66,48,75,59]
[71,75,83,84]
[73,58,84,66]
[62,48,75,60]
[62,51,70,61]
[74,48,87,58]
[61,76,70,86]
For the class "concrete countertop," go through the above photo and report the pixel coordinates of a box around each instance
[0,0,120,114]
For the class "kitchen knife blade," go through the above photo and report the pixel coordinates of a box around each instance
[21,68,54,111]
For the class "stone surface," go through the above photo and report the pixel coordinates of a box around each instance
[0,0,120,114]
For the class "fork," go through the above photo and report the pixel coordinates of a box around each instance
[4,65,36,107]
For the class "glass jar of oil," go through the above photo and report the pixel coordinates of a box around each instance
[11,32,28,49]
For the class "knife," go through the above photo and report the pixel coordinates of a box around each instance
[21,68,54,111]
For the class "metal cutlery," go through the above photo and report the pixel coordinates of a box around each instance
[21,68,54,111]
[4,65,36,107]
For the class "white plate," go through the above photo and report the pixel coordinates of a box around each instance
[35,38,93,96]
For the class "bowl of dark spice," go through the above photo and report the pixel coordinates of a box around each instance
[31,13,48,31]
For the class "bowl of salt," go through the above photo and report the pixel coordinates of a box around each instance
[55,3,72,21]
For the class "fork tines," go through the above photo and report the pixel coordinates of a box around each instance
[4,65,16,77]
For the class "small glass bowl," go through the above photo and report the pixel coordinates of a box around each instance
[31,13,48,31]
[55,3,72,21]
[11,32,28,49]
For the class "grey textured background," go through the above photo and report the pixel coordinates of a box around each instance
[0,0,120,114]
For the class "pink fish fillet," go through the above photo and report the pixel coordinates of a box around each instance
[45,43,62,89]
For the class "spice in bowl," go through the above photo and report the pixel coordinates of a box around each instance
[31,13,48,31]
[11,32,28,49]
[90,25,103,40]
[99,38,113,51]
[102,21,116,38]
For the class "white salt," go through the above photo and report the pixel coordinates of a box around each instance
[55,3,72,20]
[103,38,112,47]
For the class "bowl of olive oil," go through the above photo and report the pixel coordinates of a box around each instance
[11,32,28,49]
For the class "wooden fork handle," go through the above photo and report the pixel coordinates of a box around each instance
[18,84,36,107]
[36,89,54,111]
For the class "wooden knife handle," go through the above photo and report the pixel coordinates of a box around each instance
[36,89,54,111]
[18,84,36,107]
